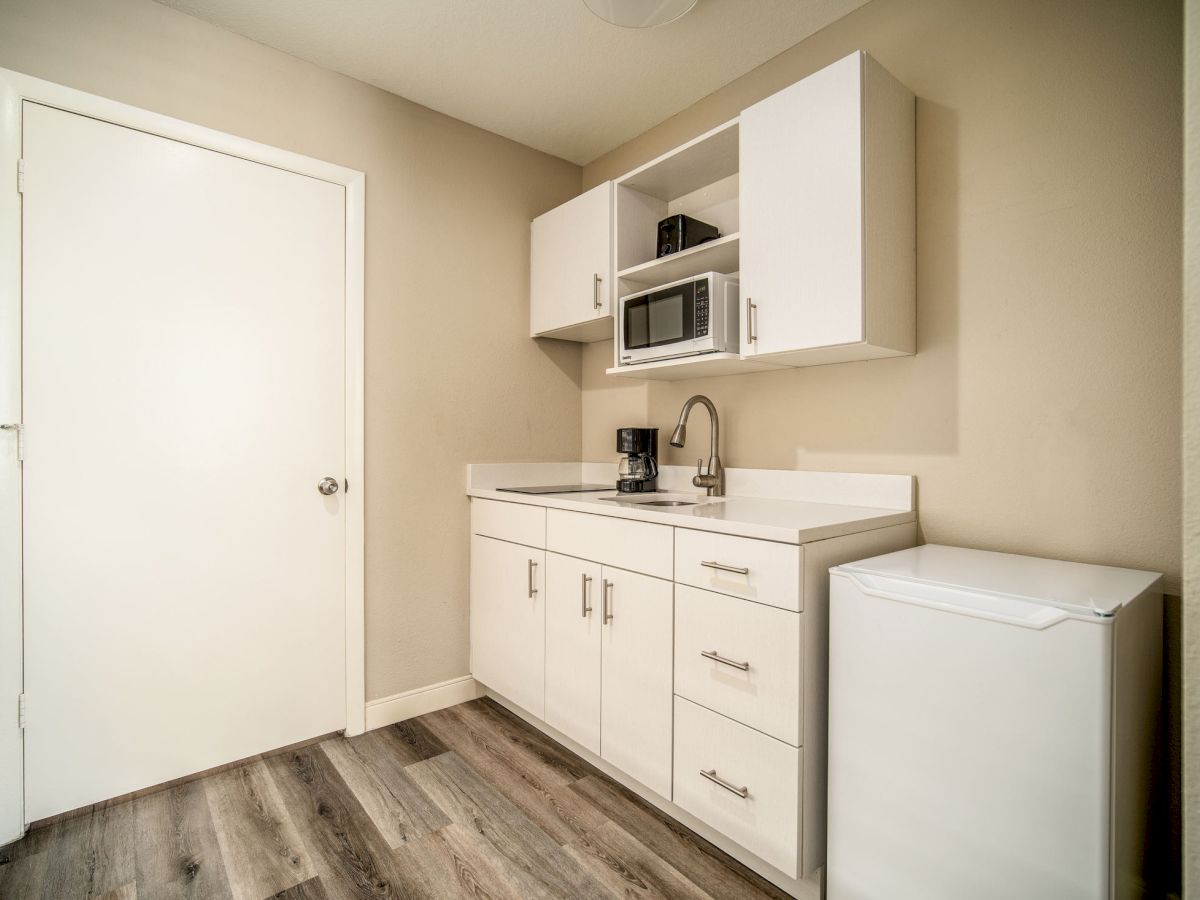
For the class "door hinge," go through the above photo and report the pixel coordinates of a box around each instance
[1,423,23,462]
[16,159,23,195]
[17,694,25,730]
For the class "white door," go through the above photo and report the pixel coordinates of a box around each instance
[740,52,864,357]
[599,567,673,798]
[530,181,612,338]
[21,102,347,822]
[544,553,602,753]
[469,536,546,717]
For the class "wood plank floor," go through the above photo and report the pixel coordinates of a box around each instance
[0,698,792,900]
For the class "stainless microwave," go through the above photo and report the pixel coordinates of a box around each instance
[617,272,740,366]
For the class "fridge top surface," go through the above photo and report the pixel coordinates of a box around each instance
[835,543,1162,617]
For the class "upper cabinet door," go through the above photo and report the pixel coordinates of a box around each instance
[740,53,864,356]
[530,181,613,342]
[740,52,914,363]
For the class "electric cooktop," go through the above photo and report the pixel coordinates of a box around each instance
[496,484,613,495]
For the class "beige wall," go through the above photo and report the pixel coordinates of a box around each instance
[584,0,1183,591]
[1184,0,1197,893]
[0,0,584,701]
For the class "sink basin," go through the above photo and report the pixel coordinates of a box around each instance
[636,499,701,507]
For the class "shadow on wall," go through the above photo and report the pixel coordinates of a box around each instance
[1151,593,1182,898]
[534,336,584,391]
[649,98,960,466]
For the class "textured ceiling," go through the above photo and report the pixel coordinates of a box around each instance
[154,0,871,165]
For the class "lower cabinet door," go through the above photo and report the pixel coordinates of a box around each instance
[544,553,603,754]
[469,535,545,718]
[600,567,674,798]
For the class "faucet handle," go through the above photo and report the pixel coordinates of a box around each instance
[696,458,706,477]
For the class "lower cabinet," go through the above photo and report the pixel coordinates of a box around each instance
[545,552,674,798]
[599,566,674,798]
[469,535,546,718]
[544,553,603,754]
[470,495,917,892]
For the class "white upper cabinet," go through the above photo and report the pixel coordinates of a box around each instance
[740,51,915,365]
[530,181,613,342]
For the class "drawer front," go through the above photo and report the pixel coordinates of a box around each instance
[547,509,672,579]
[471,498,546,548]
[675,529,801,611]
[673,697,800,878]
[674,585,802,745]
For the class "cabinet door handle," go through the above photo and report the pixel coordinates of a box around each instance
[528,559,538,598]
[594,273,603,310]
[700,768,749,799]
[701,649,750,671]
[745,296,757,344]
[700,560,750,576]
[602,579,614,623]
[581,573,593,617]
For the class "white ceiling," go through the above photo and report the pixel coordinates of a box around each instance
[155,0,871,165]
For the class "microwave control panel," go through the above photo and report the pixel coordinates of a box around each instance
[695,279,709,337]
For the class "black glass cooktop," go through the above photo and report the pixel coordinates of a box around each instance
[496,484,613,495]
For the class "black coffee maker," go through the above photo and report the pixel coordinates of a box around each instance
[616,427,658,493]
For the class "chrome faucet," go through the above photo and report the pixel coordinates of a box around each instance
[669,395,725,497]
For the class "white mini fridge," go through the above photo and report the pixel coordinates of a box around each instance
[826,545,1161,900]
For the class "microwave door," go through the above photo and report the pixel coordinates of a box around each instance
[622,283,697,363]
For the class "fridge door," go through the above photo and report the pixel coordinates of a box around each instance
[826,569,1113,900]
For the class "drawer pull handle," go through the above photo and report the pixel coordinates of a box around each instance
[701,649,750,671]
[581,573,593,617]
[700,768,749,799]
[603,579,614,624]
[700,560,750,576]
[528,559,538,598]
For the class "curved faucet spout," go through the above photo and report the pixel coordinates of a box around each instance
[669,395,724,497]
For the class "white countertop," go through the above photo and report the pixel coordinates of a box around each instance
[467,463,916,545]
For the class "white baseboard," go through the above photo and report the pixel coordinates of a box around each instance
[364,675,482,731]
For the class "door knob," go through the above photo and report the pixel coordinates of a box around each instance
[317,477,340,496]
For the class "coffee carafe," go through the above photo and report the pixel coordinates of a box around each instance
[616,427,658,494]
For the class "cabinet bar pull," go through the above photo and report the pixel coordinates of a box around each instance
[528,559,538,598]
[700,560,750,576]
[602,579,614,623]
[701,650,750,671]
[700,768,749,799]
[746,296,757,343]
[581,573,593,617]
[593,273,603,310]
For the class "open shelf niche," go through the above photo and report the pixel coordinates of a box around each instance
[610,118,742,374]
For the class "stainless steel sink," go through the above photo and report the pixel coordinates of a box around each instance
[635,499,700,507]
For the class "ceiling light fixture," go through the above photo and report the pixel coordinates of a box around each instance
[582,0,699,28]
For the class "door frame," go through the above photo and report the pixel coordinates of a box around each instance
[0,68,367,844]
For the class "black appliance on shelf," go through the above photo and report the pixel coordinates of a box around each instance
[616,427,659,494]
[657,214,720,258]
